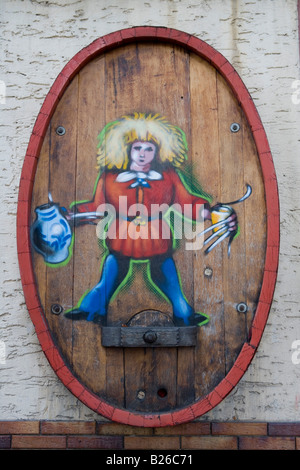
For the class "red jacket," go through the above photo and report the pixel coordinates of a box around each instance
[75,168,209,259]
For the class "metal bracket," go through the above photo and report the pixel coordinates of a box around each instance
[101,326,197,348]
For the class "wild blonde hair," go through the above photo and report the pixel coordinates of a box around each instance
[96,112,188,170]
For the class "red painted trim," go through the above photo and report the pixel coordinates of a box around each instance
[17,27,279,427]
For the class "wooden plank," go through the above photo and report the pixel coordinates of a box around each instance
[71,56,108,396]
[217,73,247,372]
[102,44,135,406]
[30,127,50,311]
[242,115,267,335]
[190,55,226,397]
[168,45,197,407]
[71,322,105,395]
[43,77,79,365]
[123,348,155,411]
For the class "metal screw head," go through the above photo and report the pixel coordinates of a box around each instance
[137,390,145,400]
[143,330,157,344]
[236,302,248,313]
[51,304,63,315]
[56,126,66,136]
[230,122,240,133]
[204,266,213,278]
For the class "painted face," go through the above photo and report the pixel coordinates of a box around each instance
[130,141,156,168]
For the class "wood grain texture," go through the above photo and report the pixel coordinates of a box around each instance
[30,41,267,414]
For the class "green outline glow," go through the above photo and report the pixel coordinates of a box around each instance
[64,288,91,314]
[176,164,213,203]
[109,258,171,304]
[45,233,75,269]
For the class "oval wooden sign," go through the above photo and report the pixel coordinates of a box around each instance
[17,27,279,426]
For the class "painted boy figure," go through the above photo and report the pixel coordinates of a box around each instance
[63,112,238,326]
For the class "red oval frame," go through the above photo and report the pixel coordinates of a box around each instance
[17,27,279,427]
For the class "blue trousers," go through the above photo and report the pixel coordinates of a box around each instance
[73,253,203,326]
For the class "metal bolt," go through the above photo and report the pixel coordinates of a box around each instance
[236,302,248,313]
[137,390,146,400]
[56,126,66,136]
[51,304,63,315]
[204,266,213,278]
[143,330,157,344]
[230,122,240,133]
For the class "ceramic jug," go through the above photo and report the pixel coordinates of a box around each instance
[31,203,72,264]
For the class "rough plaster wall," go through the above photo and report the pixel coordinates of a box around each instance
[0,0,299,421]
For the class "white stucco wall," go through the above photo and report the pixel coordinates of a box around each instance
[0,0,299,421]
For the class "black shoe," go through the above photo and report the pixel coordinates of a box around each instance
[173,312,209,327]
[64,309,88,320]
[64,308,107,325]
[192,312,209,326]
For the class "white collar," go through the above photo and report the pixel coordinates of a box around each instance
[116,170,162,183]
